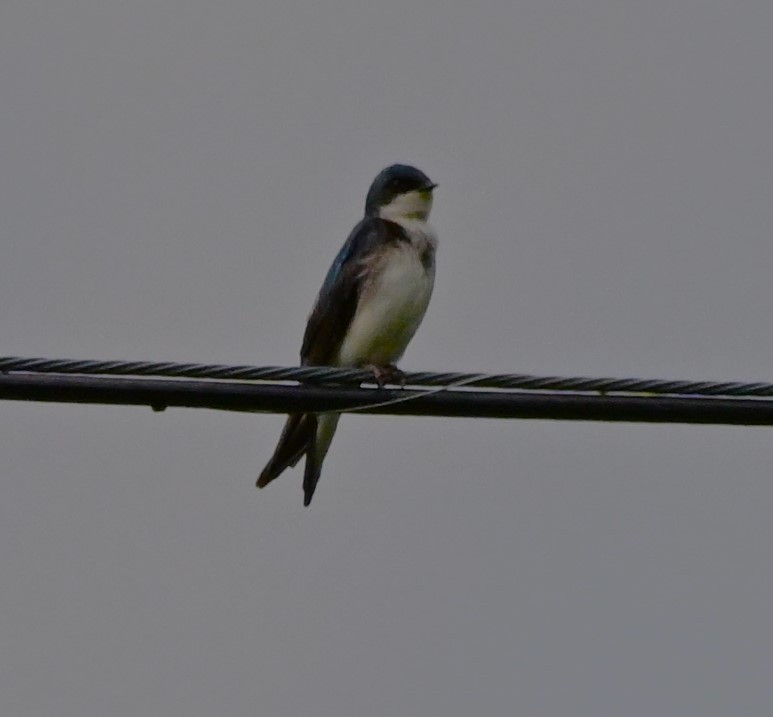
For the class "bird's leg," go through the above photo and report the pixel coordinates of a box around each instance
[362,363,406,388]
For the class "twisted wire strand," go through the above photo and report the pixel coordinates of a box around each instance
[2,355,772,398]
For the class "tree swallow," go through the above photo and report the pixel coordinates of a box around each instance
[257,164,438,505]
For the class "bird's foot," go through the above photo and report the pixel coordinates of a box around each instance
[363,364,405,388]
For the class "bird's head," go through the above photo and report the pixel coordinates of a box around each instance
[365,164,437,222]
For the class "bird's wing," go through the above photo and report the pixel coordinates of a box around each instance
[300,217,394,366]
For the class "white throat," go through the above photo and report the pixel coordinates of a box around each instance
[378,190,433,225]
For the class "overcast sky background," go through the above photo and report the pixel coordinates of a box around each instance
[2,2,773,715]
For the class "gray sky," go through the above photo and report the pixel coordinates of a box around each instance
[2,1,773,715]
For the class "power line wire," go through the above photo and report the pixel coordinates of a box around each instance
[3,355,773,397]
[2,355,773,426]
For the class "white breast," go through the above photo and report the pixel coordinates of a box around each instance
[336,226,436,368]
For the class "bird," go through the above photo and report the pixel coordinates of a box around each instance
[257,164,438,506]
